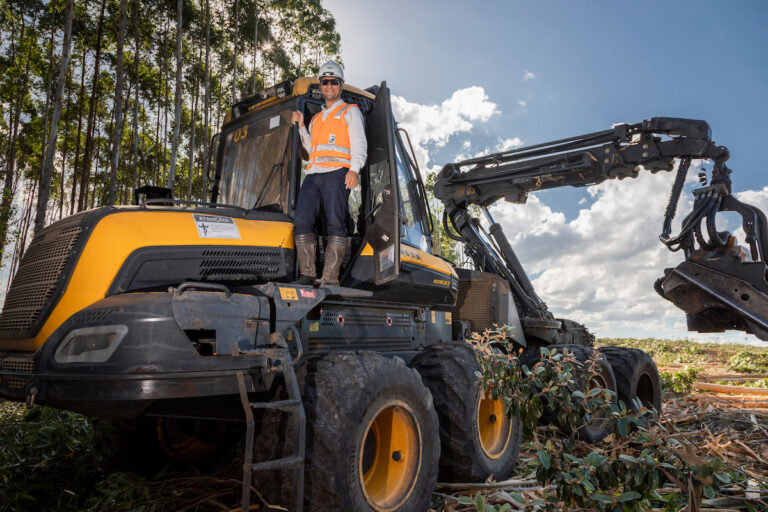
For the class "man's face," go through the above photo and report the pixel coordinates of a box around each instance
[320,77,342,104]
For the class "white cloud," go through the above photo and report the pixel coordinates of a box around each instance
[523,70,536,81]
[495,137,524,152]
[736,185,768,213]
[517,99,527,107]
[391,87,500,171]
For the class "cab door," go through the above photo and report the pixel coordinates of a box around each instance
[364,82,400,285]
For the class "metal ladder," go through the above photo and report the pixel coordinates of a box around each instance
[234,344,306,512]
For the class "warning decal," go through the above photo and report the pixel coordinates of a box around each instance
[193,214,241,239]
[279,287,299,301]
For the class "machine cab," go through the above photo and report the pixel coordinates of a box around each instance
[211,78,457,307]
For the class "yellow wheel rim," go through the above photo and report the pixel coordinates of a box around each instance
[477,389,511,459]
[359,400,421,511]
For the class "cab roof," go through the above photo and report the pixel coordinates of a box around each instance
[224,77,376,126]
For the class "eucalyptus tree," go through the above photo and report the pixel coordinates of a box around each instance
[167,0,183,195]
[35,0,73,233]
[0,0,345,276]
[107,0,128,205]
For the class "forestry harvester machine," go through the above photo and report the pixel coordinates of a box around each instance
[1,77,768,511]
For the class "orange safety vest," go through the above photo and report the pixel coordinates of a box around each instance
[308,102,357,171]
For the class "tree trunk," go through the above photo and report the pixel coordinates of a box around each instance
[108,0,128,205]
[251,5,259,94]
[35,0,74,233]
[167,0,183,197]
[232,0,239,104]
[70,46,87,215]
[41,7,57,174]
[162,16,169,187]
[202,0,210,200]
[9,179,38,282]
[78,0,108,211]
[188,57,199,200]
[131,0,140,197]
[59,63,73,220]
[0,14,35,267]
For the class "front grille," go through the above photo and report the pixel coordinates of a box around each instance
[201,248,285,282]
[77,308,115,324]
[454,278,495,333]
[1,354,35,373]
[307,336,412,352]
[0,211,91,338]
[4,376,32,389]
[320,311,412,329]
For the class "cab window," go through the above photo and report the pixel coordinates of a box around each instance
[394,133,428,252]
[218,105,293,212]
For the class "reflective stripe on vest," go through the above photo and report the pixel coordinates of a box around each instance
[308,102,356,170]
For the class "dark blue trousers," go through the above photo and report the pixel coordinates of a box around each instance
[294,168,350,237]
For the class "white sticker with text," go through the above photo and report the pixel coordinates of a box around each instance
[193,214,241,239]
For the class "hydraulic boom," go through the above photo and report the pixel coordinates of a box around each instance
[434,117,768,340]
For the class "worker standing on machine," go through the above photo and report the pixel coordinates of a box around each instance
[290,61,367,286]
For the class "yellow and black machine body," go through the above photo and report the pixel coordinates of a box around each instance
[0,78,514,512]
[0,78,463,414]
[3,72,768,511]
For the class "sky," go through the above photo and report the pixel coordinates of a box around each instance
[325,0,768,343]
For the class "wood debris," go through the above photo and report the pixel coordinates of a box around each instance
[431,391,768,511]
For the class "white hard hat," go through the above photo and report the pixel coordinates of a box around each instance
[318,61,344,82]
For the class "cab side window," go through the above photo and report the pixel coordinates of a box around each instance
[394,134,428,252]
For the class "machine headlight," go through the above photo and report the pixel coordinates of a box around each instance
[54,325,128,363]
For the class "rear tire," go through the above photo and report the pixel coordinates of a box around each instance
[411,343,522,482]
[302,352,440,512]
[524,345,617,443]
[598,346,662,418]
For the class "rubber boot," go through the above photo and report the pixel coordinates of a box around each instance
[317,236,346,286]
[293,233,317,285]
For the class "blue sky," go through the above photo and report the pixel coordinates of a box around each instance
[326,0,768,343]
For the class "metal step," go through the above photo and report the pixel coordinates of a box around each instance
[251,455,304,472]
[250,399,301,410]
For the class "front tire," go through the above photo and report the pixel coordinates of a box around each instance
[411,343,522,482]
[303,352,440,512]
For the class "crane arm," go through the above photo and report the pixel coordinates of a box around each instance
[434,117,768,340]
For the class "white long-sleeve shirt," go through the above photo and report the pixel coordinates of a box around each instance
[299,98,367,174]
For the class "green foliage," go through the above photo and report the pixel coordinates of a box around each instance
[728,350,768,374]
[0,402,100,511]
[0,402,226,511]
[472,331,749,512]
[715,377,768,388]
[660,367,701,395]
[459,491,514,511]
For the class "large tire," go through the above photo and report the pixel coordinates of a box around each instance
[93,417,166,473]
[523,345,617,443]
[302,352,440,512]
[410,343,522,482]
[598,346,662,416]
